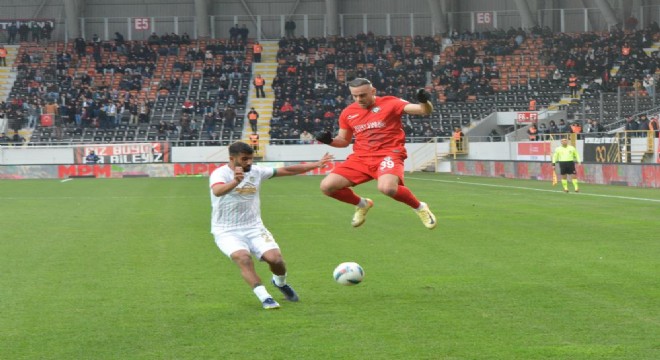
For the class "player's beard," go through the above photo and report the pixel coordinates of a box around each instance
[234,160,251,172]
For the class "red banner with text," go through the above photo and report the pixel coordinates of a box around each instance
[517,142,551,161]
[74,143,171,164]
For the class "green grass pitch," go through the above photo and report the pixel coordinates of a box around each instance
[1,173,658,359]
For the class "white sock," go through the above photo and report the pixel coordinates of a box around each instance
[416,202,427,211]
[358,198,367,207]
[253,285,271,302]
[272,274,287,287]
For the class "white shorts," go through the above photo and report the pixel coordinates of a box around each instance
[212,226,280,259]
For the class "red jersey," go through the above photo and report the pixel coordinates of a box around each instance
[339,96,408,156]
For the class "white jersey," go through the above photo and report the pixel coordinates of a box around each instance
[209,164,275,231]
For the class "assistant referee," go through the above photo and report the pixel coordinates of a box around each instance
[552,138,581,193]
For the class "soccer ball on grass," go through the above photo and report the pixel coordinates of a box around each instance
[332,262,364,286]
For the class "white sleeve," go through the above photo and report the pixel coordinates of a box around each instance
[209,166,231,188]
[258,166,275,181]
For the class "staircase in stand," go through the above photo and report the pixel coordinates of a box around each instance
[243,40,279,156]
[0,45,19,101]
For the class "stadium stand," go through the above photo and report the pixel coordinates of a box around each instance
[3,34,254,146]
[2,21,659,147]
[267,25,660,142]
[268,31,563,142]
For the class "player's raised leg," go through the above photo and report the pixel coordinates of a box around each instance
[415,202,437,229]
[351,198,373,227]
[377,173,437,230]
[321,172,374,227]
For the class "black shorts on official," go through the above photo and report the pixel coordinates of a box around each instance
[558,161,576,175]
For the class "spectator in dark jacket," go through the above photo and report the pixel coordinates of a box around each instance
[625,116,639,137]
[85,150,100,164]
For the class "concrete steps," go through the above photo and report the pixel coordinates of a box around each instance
[260,41,278,63]
[242,41,279,147]
[0,45,20,101]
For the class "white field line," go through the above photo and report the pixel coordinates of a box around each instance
[407,177,660,203]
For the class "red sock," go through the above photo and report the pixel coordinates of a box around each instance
[391,185,421,209]
[327,187,361,206]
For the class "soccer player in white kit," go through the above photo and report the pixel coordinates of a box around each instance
[210,141,333,309]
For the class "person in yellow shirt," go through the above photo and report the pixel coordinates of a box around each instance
[552,138,581,192]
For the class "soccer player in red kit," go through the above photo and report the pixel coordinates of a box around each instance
[315,78,437,229]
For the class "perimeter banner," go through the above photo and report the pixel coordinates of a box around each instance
[517,142,551,161]
[74,143,171,164]
[0,19,55,30]
[583,137,620,163]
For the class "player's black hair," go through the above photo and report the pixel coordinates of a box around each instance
[228,141,254,156]
[348,78,372,88]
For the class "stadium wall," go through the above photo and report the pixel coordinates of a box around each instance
[0,0,61,19]
[4,0,646,42]
[0,0,441,18]
[4,138,658,165]
[2,160,658,188]
[451,161,660,188]
[1,141,659,187]
[0,0,625,19]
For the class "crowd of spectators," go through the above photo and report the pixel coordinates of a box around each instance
[539,21,660,93]
[3,19,660,146]
[623,113,660,138]
[3,21,54,45]
[268,30,524,141]
[270,33,444,142]
[2,30,257,144]
[267,22,660,142]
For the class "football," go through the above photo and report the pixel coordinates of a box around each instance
[332,262,365,286]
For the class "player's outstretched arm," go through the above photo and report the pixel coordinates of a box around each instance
[315,128,351,148]
[404,88,433,116]
[274,152,335,177]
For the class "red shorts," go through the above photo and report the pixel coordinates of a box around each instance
[332,153,406,186]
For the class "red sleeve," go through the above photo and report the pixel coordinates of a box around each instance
[338,106,352,130]
[210,181,225,188]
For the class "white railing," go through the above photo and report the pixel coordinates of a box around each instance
[20,5,660,44]
[408,138,439,173]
